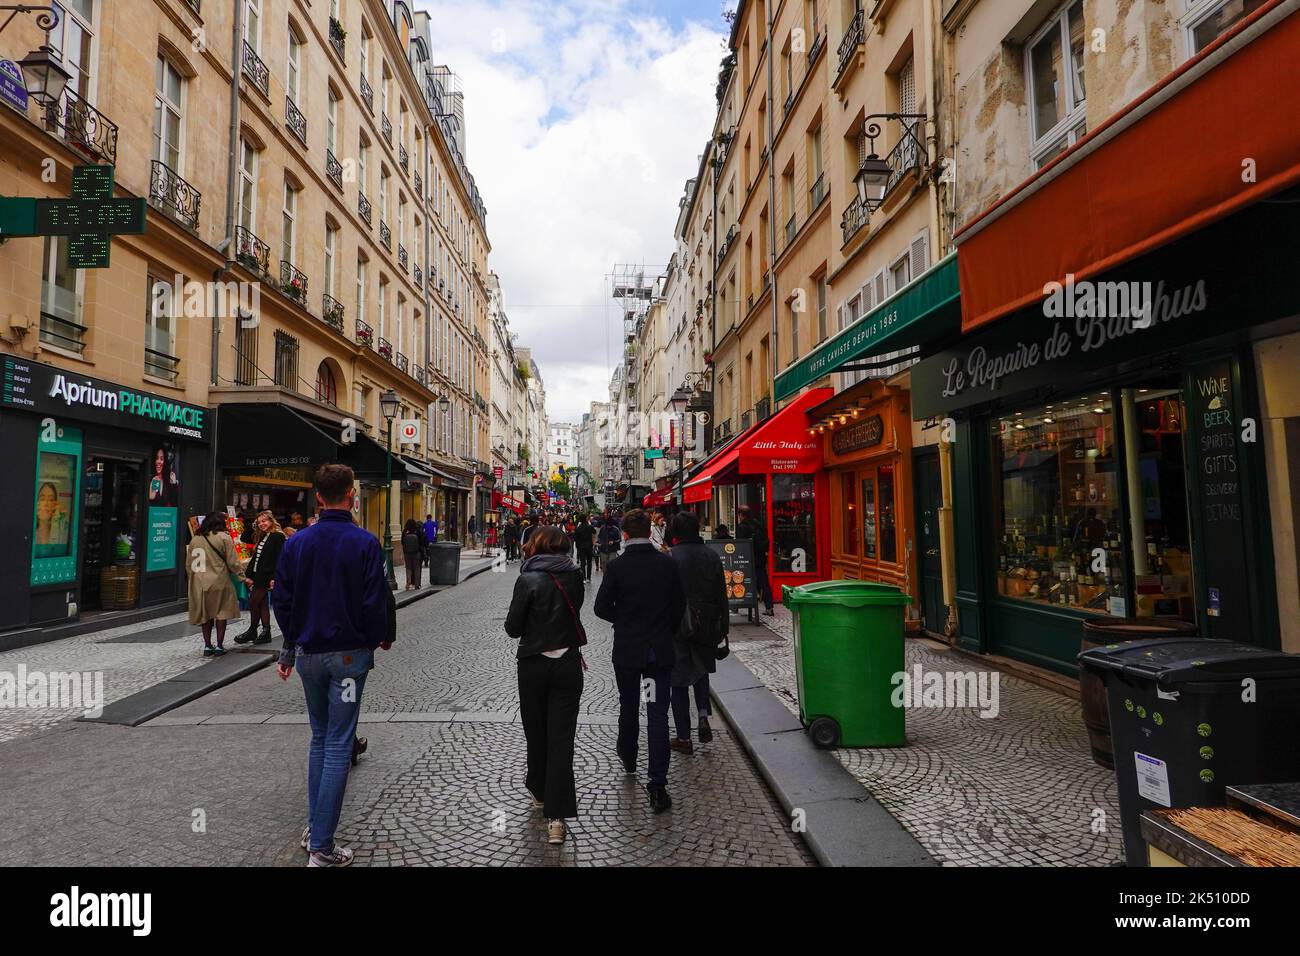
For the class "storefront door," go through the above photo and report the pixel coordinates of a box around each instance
[915,451,945,633]
[81,456,144,612]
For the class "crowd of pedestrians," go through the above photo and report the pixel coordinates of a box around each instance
[185,466,772,861]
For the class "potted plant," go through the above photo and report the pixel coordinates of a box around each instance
[284,275,307,304]
[323,299,344,331]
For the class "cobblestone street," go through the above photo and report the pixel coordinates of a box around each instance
[0,565,812,867]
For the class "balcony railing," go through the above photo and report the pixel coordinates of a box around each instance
[808,29,825,64]
[809,171,827,208]
[883,125,923,200]
[40,309,87,355]
[755,396,771,422]
[414,170,422,198]
[242,40,269,97]
[784,212,796,246]
[740,409,752,431]
[145,346,180,383]
[379,220,391,249]
[43,88,118,164]
[286,96,307,145]
[377,336,393,361]
[396,352,409,374]
[326,149,343,190]
[399,144,409,173]
[329,16,346,61]
[381,113,392,145]
[836,9,865,84]
[358,191,372,225]
[398,244,408,272]
[413,264,422,288]
[356,317,374,348]
[235,225,270,276]
[322,293,345,332]
[414,365,427,387]
[841,195,869,245]
[280,261,309,305]
[149,160,200,230]
[360,74,374,113]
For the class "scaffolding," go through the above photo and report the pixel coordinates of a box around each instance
[603,263,664,496]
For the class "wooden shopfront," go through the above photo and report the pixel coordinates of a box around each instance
[810,379,917,605]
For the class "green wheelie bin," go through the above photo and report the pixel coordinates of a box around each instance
[783,580,912,749]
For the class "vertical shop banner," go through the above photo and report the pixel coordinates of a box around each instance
[708,539,757,612]
[1187,358,1249,640]
[31,426,83,585]
[145,507,179,572]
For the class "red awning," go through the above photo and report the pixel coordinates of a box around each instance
[681,388,832,503]
[955,0,1300,333]
[643,487,674,507]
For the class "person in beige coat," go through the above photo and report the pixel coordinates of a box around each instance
[187,512,246,657]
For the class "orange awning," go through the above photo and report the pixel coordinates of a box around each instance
[956,0,1300,333]
[681,388,832,504]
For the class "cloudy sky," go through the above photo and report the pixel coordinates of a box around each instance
[418,0,732,424]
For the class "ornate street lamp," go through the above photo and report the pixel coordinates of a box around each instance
[379,388,401,590]
[4,7,69,109]
[855,113,928,213]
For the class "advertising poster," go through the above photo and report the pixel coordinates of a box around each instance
[147,444,180,507]
[708,538,758,612]
[145,507,178,573]
[31,426,83,585]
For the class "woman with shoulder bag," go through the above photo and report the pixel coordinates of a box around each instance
[186,512,246,657]
[401,519,424,590]
[236,510,286,646]
[504,526,586,845]
[668,511,729,752]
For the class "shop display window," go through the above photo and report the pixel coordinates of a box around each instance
[773,474,817,574]
[878,464,897,563]
[992,395,1126,614]
[842,473,859,555]
[862,477,876,559]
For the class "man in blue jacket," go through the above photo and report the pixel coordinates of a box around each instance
[273,463,391,867]
[594,508,686,813]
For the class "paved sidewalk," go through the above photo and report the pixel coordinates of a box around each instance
[731,605,1124,866]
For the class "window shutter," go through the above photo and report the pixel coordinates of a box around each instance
[909,229,930,278]
[872,270,886,306]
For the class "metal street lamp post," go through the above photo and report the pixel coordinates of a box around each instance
[380,388,401,591]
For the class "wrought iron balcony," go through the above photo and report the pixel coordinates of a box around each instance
[381,113,392,145]
[360,74,374,113]
[399,144,409,173]
[149,160,200,230]
[322,293,345,332]
[286,96,307,145]
[321,150,342,191]
[235,225,270,276]
[377,337,393,361]
[882,124,923,200]
[740,409,752,431]
[809,171,827,208]
[836,9,865,84]
[396,352,409,374]
[414,365,427,387]
[358,191,372,225]
[379,220,391,249]
[43,88,118,164]
[841,195,868,245]
[755,396,771,422]
[808,29,825,64]
[413,264,422,288]
[329,16,346,61]
[280,261,309,305]
[242,40,269,97]
[784,212,796,246]
[398,244,408,272]
[414,171,422,198]
[183,0,200,13]
[356,317,374,348]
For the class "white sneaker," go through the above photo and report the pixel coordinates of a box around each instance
[547,820,566,845]
[307,845,355,867]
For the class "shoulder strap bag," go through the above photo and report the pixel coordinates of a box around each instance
[547,573,589,661]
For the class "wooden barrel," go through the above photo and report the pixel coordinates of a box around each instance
[1079,617,1198,769]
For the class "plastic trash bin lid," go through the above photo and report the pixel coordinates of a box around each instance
[1078,638,1300,683]
[782,580,912,608]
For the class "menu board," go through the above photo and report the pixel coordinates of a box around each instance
[1188,359,1248,640]
[708,538,758,612]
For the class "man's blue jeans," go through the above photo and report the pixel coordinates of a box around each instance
[297,648,372,853]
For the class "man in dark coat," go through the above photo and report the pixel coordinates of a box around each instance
[594,509,686,813]
[667,512,728,753]
[736,505,774,616]
[572,513,596,581]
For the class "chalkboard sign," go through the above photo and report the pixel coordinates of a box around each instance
[708,538,758,613]
[1188,358,1249,640]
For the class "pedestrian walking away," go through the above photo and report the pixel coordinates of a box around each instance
[272,463,394,867]
[594,508,686,813]
[423,513,439,563]
[235,510,285,646]
[468,513,478,549]
[736,505,774,615]
[668,511,728,753]
[596,517,621,574]
[401,519,425,590]
[505,526,587,845]
[572,513,596,581]
[186,513,247,657]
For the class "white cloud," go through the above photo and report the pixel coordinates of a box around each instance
[417,0,725,423]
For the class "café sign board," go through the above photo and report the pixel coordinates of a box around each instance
[831,414,884,455]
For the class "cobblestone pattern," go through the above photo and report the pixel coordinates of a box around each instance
[732,605,1124,866]
[0,565,814,867]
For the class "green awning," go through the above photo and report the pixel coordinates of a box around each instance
[774,252,960,401]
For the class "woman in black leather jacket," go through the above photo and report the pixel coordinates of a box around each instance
[504,526,586,845]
